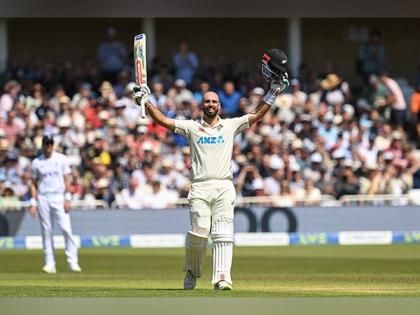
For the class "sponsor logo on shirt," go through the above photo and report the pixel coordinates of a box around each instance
[197,135,225,145]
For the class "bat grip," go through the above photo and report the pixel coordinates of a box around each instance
[140,99,147,118]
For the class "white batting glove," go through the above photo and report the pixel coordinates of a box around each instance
[133,84,151,106]
[263,73,289,106]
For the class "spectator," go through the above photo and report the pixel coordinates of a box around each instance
[0,186,20,209]
[116,176,143,209]
[335,160,360,199]
[356,30,385,84]
[142,180,178,209]
[411,83,420,147]
[379,71,407,130]
[0,110,23,145]
[218,81,242,117]
[0,80,21,115]
[172,39,199,87]
[97,27,127,83]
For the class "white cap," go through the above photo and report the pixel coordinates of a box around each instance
[383,151,394,160]
[251,178,265,190]
[174,79,186,87]
[137,125,148,134]
[269,156,284,170]
[142,142,153,151]
[343,159,353,168]
[310,152,323,163]
[251,87,265,96]
[126,82,137,92]
[57,115,71,128]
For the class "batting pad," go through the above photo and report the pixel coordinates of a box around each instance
[184,231,208,278]
[211,217,234,243]
[211,217,234,285]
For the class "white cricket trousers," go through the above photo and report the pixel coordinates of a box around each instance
[37,195,78,266]
[188,179,236,235]
[188,179,236,284]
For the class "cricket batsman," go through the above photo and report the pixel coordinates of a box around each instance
[133,49,289,290]
[29,135,81,274]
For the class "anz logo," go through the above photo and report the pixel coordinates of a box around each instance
[197,135,225,145]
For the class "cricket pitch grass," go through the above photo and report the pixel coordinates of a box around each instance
[0,245,419,297]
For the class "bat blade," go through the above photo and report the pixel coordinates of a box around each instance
[134,33,147,118]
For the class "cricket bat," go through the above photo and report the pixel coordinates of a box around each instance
[134,33,147,118]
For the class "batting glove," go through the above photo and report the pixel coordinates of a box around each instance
[133,84,151,106]
[263,73,289,106]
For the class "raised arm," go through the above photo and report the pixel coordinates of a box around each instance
[133,85,175,132]
[248,78,289,126]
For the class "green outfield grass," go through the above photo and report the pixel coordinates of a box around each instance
[0,245,419,297]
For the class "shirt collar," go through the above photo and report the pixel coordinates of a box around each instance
[200,116,223,128]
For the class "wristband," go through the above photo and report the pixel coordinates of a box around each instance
[65,192,72,201]
[262,88,278,106]
[30,198,37,207]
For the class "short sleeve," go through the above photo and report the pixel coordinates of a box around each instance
[231,114,250,136]
[62,155,71,175]
[174,119,193,138]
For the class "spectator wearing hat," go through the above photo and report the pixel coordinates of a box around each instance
[98,81,117,107]
[172,39,199,87]
[318,112,339,150]
[167,79,196,114]
[249,87,265,108]
[320,73,350,106]
[263,157,285,196]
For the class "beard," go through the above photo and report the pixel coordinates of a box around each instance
[203,106,218,118]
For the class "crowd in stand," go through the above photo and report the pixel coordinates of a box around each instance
[0,31,419,209]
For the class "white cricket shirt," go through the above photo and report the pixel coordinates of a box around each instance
[32,152,71,195]
[175,115,249,182]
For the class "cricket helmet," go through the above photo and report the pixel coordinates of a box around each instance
[42,135,54,146]
[261,48,288,83]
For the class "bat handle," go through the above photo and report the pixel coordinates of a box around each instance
[140,99,147,118]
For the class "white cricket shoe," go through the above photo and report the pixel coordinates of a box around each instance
[42,265,57,274]
[183,270,196,290]
[214,281,233,291]
[69,264,82,273]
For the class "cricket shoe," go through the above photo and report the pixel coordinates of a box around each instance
[69,263,82,273]
[214,281,233,291]
[183,270,196,290]
[42,264,57,274]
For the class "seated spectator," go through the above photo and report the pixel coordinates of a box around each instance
[0,186,20,209]
[335,160,360,199]
[116,176,143,209]
[142,180,178,209]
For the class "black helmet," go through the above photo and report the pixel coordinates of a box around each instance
[261,48,288,82]
[42,135,54,146]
